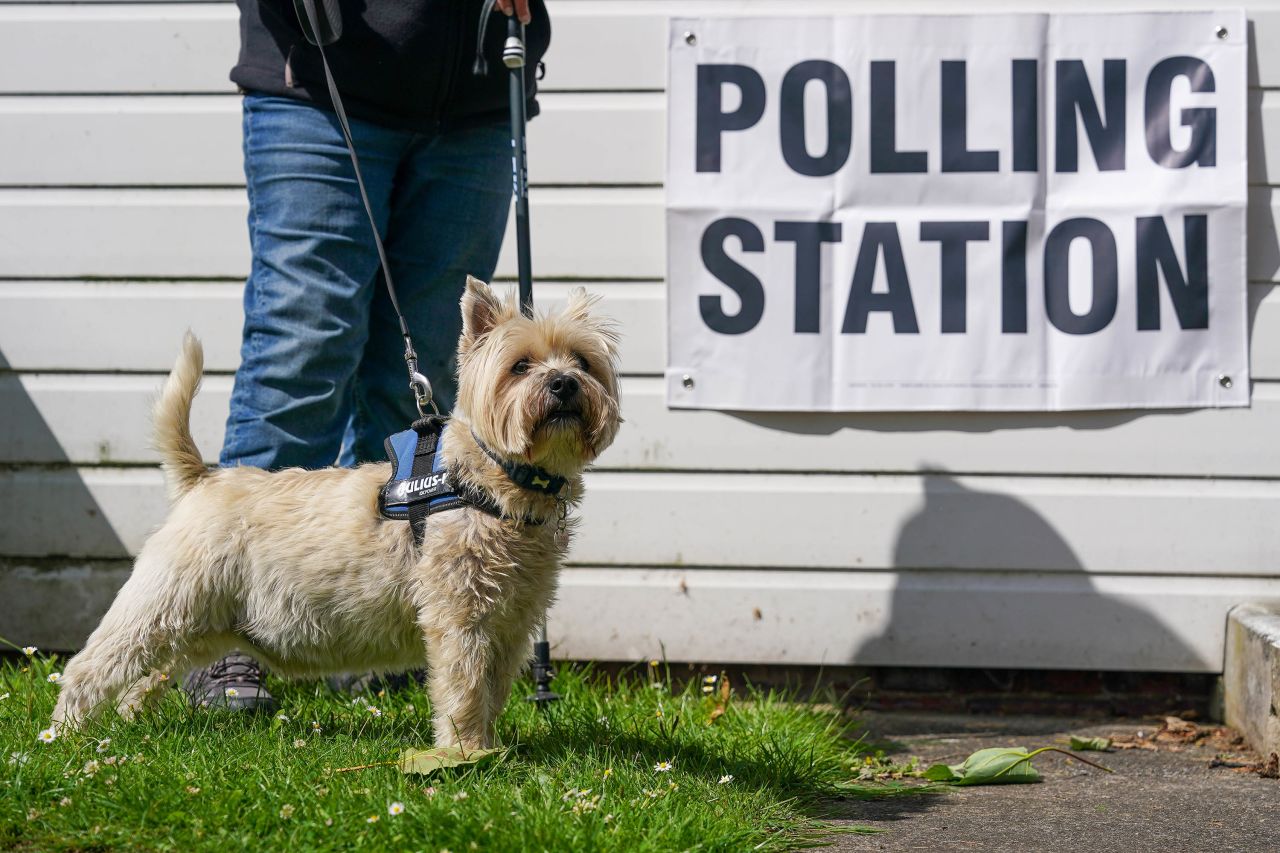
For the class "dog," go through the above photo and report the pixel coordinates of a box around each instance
[52,276,621,749]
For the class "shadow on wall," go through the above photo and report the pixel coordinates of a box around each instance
[0,350,132,651]
[850,471,1205,672]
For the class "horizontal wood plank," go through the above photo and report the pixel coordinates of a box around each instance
[17,90,1280,189]
[549,567,1280,671]
[2,187,1279,285]
[4,373,1280,479]
[2,467,1277,576]
[0,187,665,280]
[2,2,1278,91]
[0,93,665,187]
[0,281,664,375]
[1,280,1277,379]
[5,558,1277,671]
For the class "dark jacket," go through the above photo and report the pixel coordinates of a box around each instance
[231,0,551,132]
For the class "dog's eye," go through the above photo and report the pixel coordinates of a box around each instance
[573,352,590,373]
[512,358,530,376]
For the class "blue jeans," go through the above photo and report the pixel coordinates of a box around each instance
[221,94,512,469]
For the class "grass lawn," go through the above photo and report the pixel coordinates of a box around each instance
[0,649,903,851]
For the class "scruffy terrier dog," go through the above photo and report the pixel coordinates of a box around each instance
[52,277,621,749]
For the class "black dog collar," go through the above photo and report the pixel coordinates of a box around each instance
[470,431,567,497]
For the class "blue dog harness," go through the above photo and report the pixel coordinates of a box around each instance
[379,417,567,545]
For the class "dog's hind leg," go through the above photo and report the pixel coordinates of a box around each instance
[52,548,209,729]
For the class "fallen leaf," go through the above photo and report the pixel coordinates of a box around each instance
[398,746,501,776]
[922,745,1113,786]
[922,747,1042,785]
[1069,736,1112,752]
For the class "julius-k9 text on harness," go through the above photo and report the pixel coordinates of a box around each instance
[378,418,568,545]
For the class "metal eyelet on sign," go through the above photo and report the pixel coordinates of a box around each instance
[1215,25,1228,39]
[1218,374,1233,389]
[682,374,695,390]
[684,32,697,46]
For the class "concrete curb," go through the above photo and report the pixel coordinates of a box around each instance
[1224,602,1280,758]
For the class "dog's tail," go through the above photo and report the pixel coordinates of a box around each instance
[153,331,209,501]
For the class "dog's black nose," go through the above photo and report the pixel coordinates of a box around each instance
[548,372,580,402]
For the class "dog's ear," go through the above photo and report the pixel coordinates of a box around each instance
[460,275,505,346]
[562,286,601,325]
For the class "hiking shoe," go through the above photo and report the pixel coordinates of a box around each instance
[183,651,278,713]
[327,669,427,695]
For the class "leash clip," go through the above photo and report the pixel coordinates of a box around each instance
[403,341,440,418]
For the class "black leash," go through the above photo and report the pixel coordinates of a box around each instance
[294,0,436,416]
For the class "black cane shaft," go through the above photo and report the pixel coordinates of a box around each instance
[508,18,533,319]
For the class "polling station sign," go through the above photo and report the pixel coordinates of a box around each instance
[666,13,1248,411]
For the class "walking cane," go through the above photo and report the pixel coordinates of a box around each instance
[503,16,560,709]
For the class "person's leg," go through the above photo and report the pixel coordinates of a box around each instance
[191,94,411,711]
[343,119,512,465]
[221,93,410,470]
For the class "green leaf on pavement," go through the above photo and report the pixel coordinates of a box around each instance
[922,747,1042,785]
[1069,736,1113,752]
[398,746,501,776]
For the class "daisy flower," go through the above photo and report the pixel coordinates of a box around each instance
[424,786,437,798]
[279,804,295,819]
[453,790,469,801]
[37,728,57,744]
[602,767,613,779]
[47,672,61,683]
[367,706,382,718]
[366,815,380,824]
[311,721,322,733]
[387,802,405,816]
[654,760,673,773]
[96,738,111,753]
[82,760,100,776]
[718,774,734,785]
[22,646,37,656]
[275,713,290,723]
[293,739,307,749]
[224,687,239,698]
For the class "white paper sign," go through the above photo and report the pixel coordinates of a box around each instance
[666,12,1248,411]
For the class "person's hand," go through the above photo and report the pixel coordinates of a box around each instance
[495,0,532,26]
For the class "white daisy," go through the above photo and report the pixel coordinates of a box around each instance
[718,774,734,785]
[22,646,37,656]
[387,802,405,816]
[46,672,61,683]
[654,760,673,773]
[367,706,382,718]
[292,739,307,749]
[224,687,239,698]
[366,815,380,823]
[37,728,57,744]
[279,804,295,819]
[96,738,111,753]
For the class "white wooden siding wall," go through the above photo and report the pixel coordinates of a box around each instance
[1,0,1278,672]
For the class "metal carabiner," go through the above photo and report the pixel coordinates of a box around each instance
[409,371,439,418]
